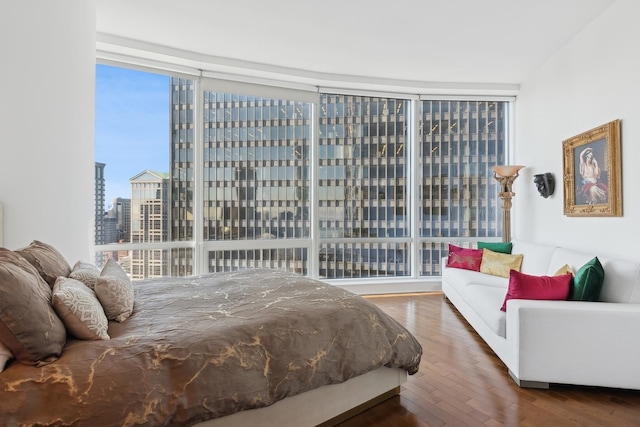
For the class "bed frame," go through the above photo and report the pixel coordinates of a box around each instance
[198,366,407,427]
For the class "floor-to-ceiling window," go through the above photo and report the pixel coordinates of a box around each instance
[94,64,509,286]
[318,94,410,279]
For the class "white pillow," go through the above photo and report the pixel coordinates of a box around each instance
[52,277,110,340]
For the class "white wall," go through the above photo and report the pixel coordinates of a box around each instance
[0,1,96,262]
[514,0,639,260]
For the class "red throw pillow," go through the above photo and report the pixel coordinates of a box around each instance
[500,270,572,311]
[447,244,483,271]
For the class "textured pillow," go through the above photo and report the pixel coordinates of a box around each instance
[478,241,513,254]
[480,249,524,278]
[447,244,483,271]
[95,259,134,322]
[52,277,110,340]
[69,260,101,291]
[501,270,572,311]
[554,264,574,276]
[0,249,66,366]
[569,257,605,302]
[15,240,71,288]
[0,341,13,373]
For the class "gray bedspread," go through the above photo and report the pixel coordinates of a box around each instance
[0,269,422,426]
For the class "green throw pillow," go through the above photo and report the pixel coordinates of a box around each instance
[477,241,513,254]
[569,257,604,301]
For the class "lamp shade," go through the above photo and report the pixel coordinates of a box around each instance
[493,165,525,177]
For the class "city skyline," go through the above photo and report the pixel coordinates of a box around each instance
[95,64,170,209]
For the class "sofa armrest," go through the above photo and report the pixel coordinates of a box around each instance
[506,299,640,389]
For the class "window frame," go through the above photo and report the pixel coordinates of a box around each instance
[94,60,515,290]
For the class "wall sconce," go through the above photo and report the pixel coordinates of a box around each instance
[493,165,525,243]
[533,173,555,198]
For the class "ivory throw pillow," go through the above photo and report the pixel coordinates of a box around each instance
[52,277,110,340]
[95,259,134,322]
[480,249,524,278]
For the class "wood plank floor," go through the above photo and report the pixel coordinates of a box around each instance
[337,292,640,427]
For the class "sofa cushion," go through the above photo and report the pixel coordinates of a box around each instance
[545,247,595,277]
[443,265,509,289]
[462,284,508,337]
[501,270,572,311]
[480,249,523,278]
[569,257,604,302]
[511,239,556,276]
[601,258,640,303]
[447,244,483,271]
[478,241,512,254]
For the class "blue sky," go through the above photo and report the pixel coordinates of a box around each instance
[95,64,169,210]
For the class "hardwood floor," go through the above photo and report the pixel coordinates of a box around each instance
[337,292,640,427]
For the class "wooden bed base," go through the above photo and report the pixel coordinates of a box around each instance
[197,366,407,427]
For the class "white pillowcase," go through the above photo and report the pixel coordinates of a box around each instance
[52,277,110,340]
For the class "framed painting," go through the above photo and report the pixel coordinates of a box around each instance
[562,119,622,217]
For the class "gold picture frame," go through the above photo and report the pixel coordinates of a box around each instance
[563,119,622,217]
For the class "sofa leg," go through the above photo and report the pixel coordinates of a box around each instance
[509,370,549,389]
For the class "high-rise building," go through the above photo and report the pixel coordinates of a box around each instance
[130,170,169,280]
[168,78,506,278]
[105,197,131,243]
[94,162,106,266]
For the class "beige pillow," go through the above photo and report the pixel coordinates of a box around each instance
[0,249,66,366]
[15,240,71,288]
[53,277,110,340]
[69,260,101,291]
[95,259,134,322]
[554,264,574,276]
[480,249,524,278]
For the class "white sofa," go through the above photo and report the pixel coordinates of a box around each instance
[441,239,640,389]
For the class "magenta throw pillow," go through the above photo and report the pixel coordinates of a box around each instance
[500,270,572,311]
[447,244,483,271]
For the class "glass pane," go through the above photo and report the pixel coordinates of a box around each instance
[95,65,194,279]
[319,242,409,279]
[318,95,409,239]
[208,248,308,275]
[419,100,507,277]
[94,248,194,280]
[419,100,506,239]
[201,90,312,241]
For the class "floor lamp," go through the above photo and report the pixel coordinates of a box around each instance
[492,165,525,243]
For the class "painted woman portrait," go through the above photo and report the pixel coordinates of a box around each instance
[576,141,608,204]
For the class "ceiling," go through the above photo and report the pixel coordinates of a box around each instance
[95,0,616,90]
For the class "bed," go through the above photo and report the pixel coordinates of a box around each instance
[0,241,422,427]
